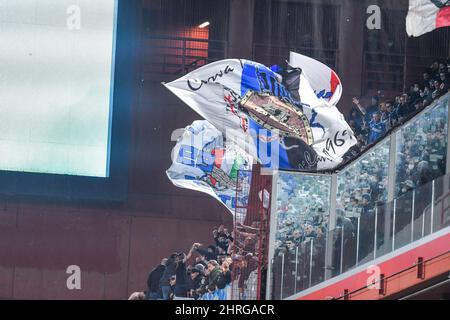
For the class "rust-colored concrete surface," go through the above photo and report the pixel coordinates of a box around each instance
[0,200,231,299]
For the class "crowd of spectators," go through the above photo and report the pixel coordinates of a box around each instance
[330,59,450,269]
[337,144,389,214]
[395,101,447,196]
[344,59,450,163]
[272,174,330,294]
[271,58,450,291]
[341,59,450,201]
[128,222,265,300]
[274,174,330,258]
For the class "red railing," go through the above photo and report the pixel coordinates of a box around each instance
[231,165,272,300]
[333,250,450,300]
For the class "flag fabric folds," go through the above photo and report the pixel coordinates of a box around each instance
[406,0,450,37]
[165,54,355,172]
[166,120,252,215]
[165,53,355,214]
[289,52,342,106]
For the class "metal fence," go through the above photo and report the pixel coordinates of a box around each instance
[141,35,228,76]
[231,168,272,300]
[362,51,405,93]
[253,43,338,71]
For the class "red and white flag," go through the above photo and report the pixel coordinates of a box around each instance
[406,0,450,37]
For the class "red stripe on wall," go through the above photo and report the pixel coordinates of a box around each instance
[436,7,450,28]
[296,231,450,300]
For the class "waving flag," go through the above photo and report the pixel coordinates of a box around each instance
[165,56,355,172]
[406,0,450,37]
[167,120,252,215]
[289,52,342,106]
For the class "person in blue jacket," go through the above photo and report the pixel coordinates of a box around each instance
[368,113,386,144]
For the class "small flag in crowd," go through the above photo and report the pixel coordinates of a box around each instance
[406,0,450,37]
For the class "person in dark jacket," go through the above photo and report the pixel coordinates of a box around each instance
[168,276,176,300]
[173,244,195,298]
[197,270,210,298]
[146,258,167,300]
[213,225,234,254]
[206,260,224,292]
[159,253,179,300]
[186,267,204,299]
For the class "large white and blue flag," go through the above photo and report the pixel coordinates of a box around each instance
[165,53,355,172]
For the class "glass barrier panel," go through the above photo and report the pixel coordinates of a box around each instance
[432,174,448,233]
[336,139,389,272]
[311,233,327,286]
[281,248,297,299]
[395,97,449,197]
[358,205,376,265]
[269,94,449,297]
[340,214,357,273]
[375,202,393,258]
[303,239,313,289]
[415,181,433,239]
[442,175,450,229]
[271,172,331,298]
[393,191,414,250]
[270,252,284,300]
[337,139,390,214]
[330,228,342,278]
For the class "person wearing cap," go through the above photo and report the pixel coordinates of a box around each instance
[361,193,371,207]
[186,266,204,299]
[195,263,205,274]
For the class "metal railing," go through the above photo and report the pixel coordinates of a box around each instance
[362,51,449,94]
[362,51,405,93]
[253,43,338,70]
[334,250,450,300]
[231,168,272,300]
